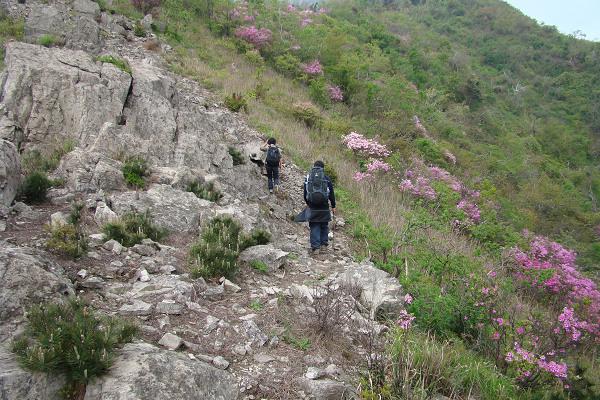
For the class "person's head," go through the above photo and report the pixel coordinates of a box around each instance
[314,160,325,169]
[267,137,276,145]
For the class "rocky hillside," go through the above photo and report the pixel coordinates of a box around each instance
[0,0,409,398]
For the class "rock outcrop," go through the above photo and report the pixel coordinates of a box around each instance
[0,140,20,206]
[83,343,238,400]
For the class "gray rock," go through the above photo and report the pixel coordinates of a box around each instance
[73,0,100,16]
[337,262,403,320]
[212,356,229,370]
[155,300,183,315]
[222,278,241,293]
[253,353,275,364]
[103,239,124,254]
[305,366,325,380]
[158,332,183,350]
[0,140,20,207]
[297,378,354,400]
[131,244,156,257]
[88,233,105,246]
[205,315,220,334]
[238,244,288,272]
[50,212,68,229]
[77,269,88,279]
[232,345,247,356]
[81,276,105,289]
[202,284,225,300]
[242,320,268,347]
[111,185,212,233]
[0,244,73,332]
[84,343,238,400]
[1,43,130,150]
[95,202,118,225]
[0,346,64,400]
[119,300,153,316]
[160,264,177,274]
[140,14,153,31]
[134,268,150,282]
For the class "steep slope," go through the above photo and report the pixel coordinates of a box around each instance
[0,0,411,399]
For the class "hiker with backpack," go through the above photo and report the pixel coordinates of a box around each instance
[302,160,336,255]
[260,137,282,194]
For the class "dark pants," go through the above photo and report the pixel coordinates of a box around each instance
[266,165,279,191]
[309,221,329,250]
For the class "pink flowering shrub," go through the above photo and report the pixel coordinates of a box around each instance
[511,236,600,338]
[303,60,323,75]
[342,132,391,157]
[286,3,296,12]
[353,172,372,182]
[234,26,272,48]
[366,159,391,173]
[399,177,437,201]
[327,85,343,102]
[413,115,432,139]
[396,309,416,330]
[300,18,312,27]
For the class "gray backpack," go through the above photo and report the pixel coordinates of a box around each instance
[306,167,329,206]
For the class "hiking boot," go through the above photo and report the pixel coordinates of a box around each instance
[310,248,320,258]
[269,189,274,194]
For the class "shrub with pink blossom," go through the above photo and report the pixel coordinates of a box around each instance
[342,132,391,157]
[353,172,372,182]
[303,60,323,75]
[396,309,416,330]
[234,26,272,48]
[366,159,391,173]
[300,18,312,27]
[399,176,437,201]
[327,85,343,102]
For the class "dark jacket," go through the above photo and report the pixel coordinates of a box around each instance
[303,173,336,222]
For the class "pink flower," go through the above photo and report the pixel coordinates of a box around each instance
[366,159,391,173]
[327,85,343,102]
[342,132,390,157]
[243,14,255,22]
[487,270,497,278]
[300,18,312,27]
[404,294,413,304]
[303,60,323,75]
[492,331,500,341]
[538,360,568,379]
[494,317,505,326]
[516,326,525,335]
[286,3,296,12]
[234,26,272,48]
[397,310,415,330]
[505,352,515,362]
[352,172,372,182]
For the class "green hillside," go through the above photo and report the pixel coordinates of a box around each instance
[112,0,600,397]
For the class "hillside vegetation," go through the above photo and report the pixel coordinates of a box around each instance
[106,0,600,397]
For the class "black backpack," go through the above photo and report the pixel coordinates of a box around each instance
[306,167,329,206]
[265,146,281,167]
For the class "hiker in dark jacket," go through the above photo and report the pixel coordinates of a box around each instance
[260,137,282,194]
[303,160,336,254]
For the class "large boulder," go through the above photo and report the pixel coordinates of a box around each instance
[84,342,238,400]
[110,184,213,232]
[0,346,64,400]
[0,244,74,339]
[56,149,126,193]
[238,244,288,272]
[0,42,131,149]
[336,262,403,320]
[0,140,20,206]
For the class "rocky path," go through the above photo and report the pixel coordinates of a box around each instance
[0,0,407,398]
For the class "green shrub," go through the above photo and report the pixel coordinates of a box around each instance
[245,49,264,66]
[273,53,300,76]
[309,78,330,108]
[414,138,446,166]
[12,298,137,398]
[103,211,166,247]
[324,164,338,185]
[96,55,132,74]
[240,228,271,249]
[46,224,88,259]
[38,34,58,47]
[250,260,269,273]
[187,180,223,202]
[121,156,148,189]
[189,216,270,279]
[291,102,321,128]
[133,21,146,37]
[228,146,246,165]
[389,329,519,400]
[68,202,85,225]
[20,171,52,203]
[224,93,248,113]
[0,13,24,39]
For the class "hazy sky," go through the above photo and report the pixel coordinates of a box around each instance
[503,0,600,41]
